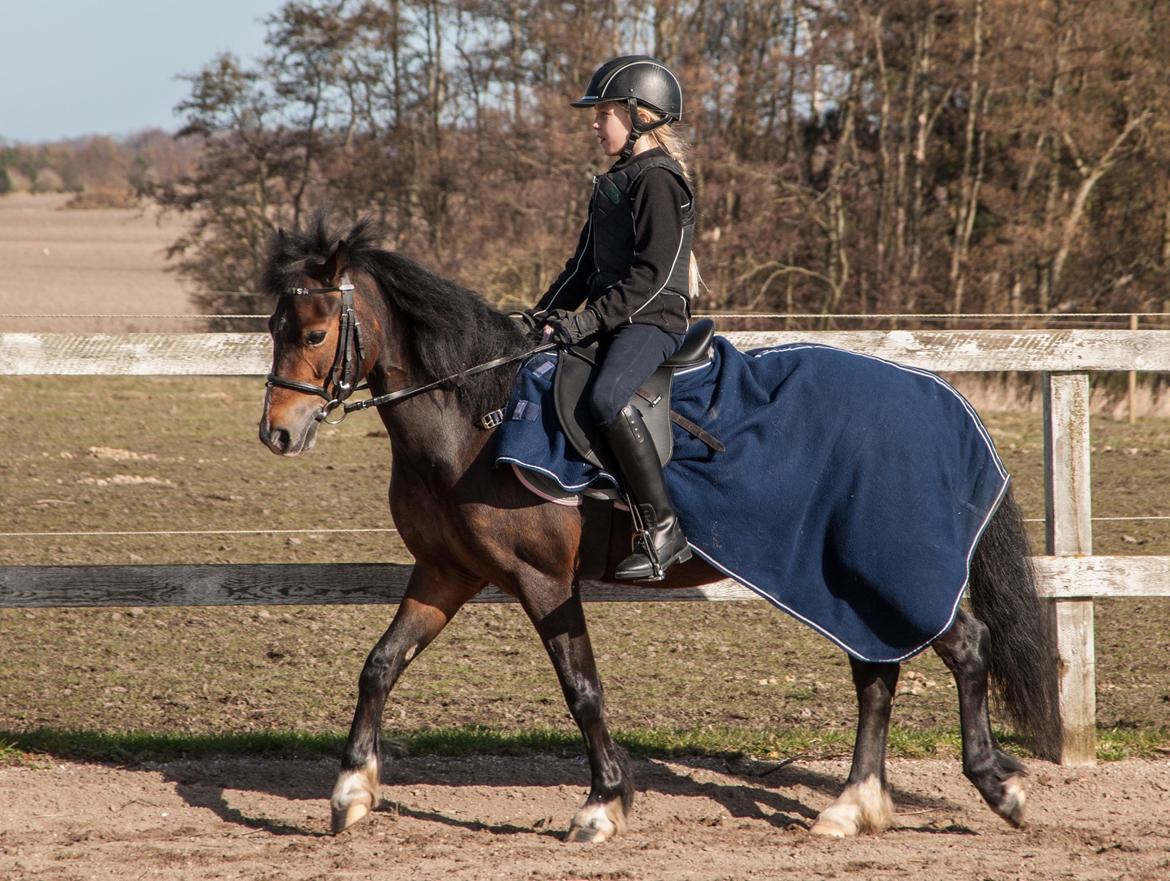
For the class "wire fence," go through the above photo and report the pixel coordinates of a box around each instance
[4,310,1170,329]
[9,515,1170,543]
[0,528,399,538]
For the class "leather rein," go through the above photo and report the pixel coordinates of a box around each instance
[265,277,553,425]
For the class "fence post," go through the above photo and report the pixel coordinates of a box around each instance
[1042,371,1097,766]
[1128,314,1138,425]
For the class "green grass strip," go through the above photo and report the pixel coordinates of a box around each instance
[0,724,1164,767]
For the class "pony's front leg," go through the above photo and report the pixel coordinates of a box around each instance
[811,658,899,837]
[331,564,481,833]
[517,578,633,844]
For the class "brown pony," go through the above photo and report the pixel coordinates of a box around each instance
[258,216,1056,841]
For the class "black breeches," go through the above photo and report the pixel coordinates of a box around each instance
[588,322,683,428]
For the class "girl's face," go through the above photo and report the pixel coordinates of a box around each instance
[592,103,633,156]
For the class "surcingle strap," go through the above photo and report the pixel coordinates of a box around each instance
[632,383,724,454]
[669,411,726,453]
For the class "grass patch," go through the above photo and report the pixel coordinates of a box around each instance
[3,724,1164,767]
[0,729,343,765]
[0,738,26,764]
[1096,726,1170,761]
[2,388,1169,764]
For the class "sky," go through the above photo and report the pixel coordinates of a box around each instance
[1,1,285,143]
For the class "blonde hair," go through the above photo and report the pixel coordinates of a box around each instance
[631,106,693,183]
[630,106,702,300]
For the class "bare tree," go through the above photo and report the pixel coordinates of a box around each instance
[147,0,1169,324]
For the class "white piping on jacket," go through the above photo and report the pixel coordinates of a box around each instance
[627,223,686,323]
[544,211,595,311]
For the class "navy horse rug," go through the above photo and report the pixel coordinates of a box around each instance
[495,336,1010,663]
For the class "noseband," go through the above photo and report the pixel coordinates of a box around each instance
[265,275,367,424]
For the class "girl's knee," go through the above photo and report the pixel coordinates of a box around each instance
[588,389,622,428]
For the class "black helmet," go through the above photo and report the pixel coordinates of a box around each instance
[571,55,683,122]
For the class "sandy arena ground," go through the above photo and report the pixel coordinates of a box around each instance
[1,755,1168,881]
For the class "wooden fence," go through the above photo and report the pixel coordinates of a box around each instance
[4,328,1170,768]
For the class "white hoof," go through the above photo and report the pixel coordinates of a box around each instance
[566,799,626,843]
[811,776,893,837]
[997,775,1027,827]
[330,760,380,834]
[810,812,854,838]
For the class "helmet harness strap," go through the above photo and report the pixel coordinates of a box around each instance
[619,97,673,160]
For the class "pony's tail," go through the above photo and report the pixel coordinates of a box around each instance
[967,486,1060,757]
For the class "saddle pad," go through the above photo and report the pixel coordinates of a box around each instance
[494,336,1010,663]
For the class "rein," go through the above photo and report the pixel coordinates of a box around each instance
[266,277,553,425]
[343,344,555,420]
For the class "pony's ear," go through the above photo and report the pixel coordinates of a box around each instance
[277,227,288,247]
[322,238,350,282]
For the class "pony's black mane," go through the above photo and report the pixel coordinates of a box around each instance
[263,213,529,418]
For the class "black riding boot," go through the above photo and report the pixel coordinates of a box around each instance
[604,404,692,581]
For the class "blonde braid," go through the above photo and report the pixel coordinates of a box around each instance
[635,108,701,300]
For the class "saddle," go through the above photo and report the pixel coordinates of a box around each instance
[553,318,720,470]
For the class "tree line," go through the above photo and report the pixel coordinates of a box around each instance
[58,1,1170,325]
[0,131,197,203]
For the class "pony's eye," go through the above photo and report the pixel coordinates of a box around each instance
[306,330,327,346]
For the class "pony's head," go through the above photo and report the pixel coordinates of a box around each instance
[258,213,527,456]
[259,222,381,456]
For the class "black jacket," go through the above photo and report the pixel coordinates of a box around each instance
[536,147,694,335]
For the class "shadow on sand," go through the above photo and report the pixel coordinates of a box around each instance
[160,751,963,838]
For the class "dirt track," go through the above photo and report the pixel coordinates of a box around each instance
[0,193,192,332]
[1,755,1168,880]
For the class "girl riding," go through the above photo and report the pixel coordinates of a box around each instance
[529,56,698,581]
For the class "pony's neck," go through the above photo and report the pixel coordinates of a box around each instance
[379,392,482,486]
[362,286,489,482]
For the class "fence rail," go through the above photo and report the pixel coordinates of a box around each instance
[5,328,1170,373]
[3,328,1168,768]
[1,556,1167,608]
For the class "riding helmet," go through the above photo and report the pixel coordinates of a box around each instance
[571,55,683,122]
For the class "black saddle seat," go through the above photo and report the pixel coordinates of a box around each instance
[663,318,715,368]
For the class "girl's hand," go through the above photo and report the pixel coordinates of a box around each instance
[545,308,601,345]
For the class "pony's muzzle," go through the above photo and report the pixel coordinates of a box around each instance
[259,422,293,454]
[259,412,319,456]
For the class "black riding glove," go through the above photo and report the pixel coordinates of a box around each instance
[545,308,601,346]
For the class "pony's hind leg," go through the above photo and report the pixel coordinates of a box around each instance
[931,607,1027,827]
[331,564,481,833]
[811,658,898,837]
[516,577,633,844]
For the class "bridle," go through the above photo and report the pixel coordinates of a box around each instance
[265,275,554,426]
[265,275,367,425]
